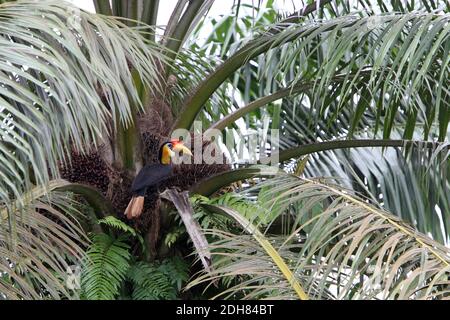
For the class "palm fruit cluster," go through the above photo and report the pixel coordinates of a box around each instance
[60,85,231,252]
[59,150,110,194]
[163,134,230,191]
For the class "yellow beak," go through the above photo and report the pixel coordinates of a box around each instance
[172,143,193,157]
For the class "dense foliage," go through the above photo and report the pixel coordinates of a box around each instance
[0,0,448,300]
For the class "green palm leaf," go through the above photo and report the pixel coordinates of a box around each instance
[190,174,450,299]
[0,180,88,299]
[0,0,165,205]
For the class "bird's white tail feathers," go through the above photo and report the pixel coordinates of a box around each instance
[124,196,145,219]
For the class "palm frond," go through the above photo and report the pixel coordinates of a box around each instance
[0,0,166,205]
[161,189,212,273]
[175,10,450,133]
[189,174,450,299]
[300,139,450,244]
[201,203,309,300]
[0,180,88,299]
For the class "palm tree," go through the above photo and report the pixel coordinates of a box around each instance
[0,0,448,299]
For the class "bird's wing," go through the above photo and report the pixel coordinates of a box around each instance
[131,164,172,193]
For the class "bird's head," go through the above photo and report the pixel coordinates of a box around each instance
[159,139,193,165]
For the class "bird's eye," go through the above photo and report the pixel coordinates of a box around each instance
[167,143,173,149]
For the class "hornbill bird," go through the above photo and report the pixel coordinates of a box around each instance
[124,139,192,219]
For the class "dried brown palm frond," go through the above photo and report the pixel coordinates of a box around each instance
[189,174,450,300]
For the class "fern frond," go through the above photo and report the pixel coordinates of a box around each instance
[81,234,131,300]
[127,262,177,300]
[159,256,190,291]
[164,226,185,248]
[192,193,271,226]
[98,216,144,245]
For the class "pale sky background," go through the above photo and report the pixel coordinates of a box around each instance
[67,0,297,25]
[65,1,300,51]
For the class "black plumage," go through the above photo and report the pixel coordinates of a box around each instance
[125,141,180,219]
[131,164,173,196]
